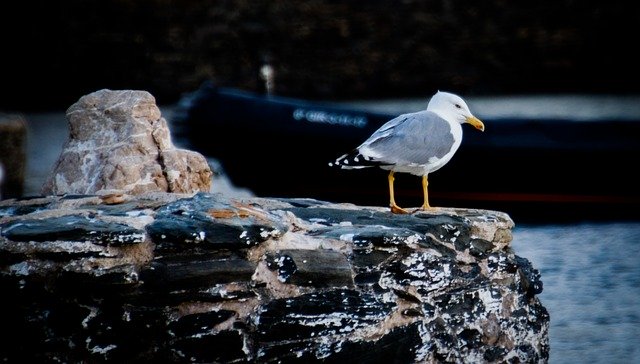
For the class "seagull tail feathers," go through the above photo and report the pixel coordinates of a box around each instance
[328,149,388,169]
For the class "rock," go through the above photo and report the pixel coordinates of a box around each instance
[0,113,27,199]
[0,192,549,363]
[40,89,212,196]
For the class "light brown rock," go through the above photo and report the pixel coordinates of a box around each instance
[41,89,212,195]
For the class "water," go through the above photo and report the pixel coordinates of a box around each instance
[512,222,640,363]
[10,94,640,363]
[22,112,69,195]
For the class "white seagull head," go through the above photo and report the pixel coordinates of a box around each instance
[428,91,485,131]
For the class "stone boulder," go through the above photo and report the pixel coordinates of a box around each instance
[41,89,212,196]
[0,192,549,363]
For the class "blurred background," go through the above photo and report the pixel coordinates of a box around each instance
[1,0,638,109]
[1,1,639,363]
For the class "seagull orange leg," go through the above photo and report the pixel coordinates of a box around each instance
[388,171,409,214]
[419,174,433,210]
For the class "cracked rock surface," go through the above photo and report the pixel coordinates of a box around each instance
[0,192,548,363]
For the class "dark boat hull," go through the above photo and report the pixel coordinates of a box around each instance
[178,82,640,222]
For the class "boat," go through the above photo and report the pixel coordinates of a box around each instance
[175,81,640,222]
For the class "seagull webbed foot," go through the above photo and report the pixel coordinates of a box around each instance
[413,204,438,214]
[390,204,410,214]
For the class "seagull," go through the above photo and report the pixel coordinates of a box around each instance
[329,91,485,214]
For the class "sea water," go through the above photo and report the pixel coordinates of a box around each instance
[512,222,640,363]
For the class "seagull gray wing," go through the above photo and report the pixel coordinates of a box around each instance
[359,110,455,165]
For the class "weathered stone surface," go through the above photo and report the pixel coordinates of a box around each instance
[1,215,145,245]
[266,249,354,287]
[0,192,549,363]
[40,89,212,196]
[147,192,286,253]
[255,289,396,359]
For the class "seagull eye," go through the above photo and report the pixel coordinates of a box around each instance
[455,104,461,109]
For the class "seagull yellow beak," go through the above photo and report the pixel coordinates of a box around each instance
[466,116,485,131]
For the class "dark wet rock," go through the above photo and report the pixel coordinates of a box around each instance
[143,254,257,290]
[167,312,248,361]
[266,249,354,287]
[0,192,548,362]
[255,290,401,362]
[168,309,237,337]
[256,289,395,350]
[0,203,50,217]
[171,329,247,363]
[515,255,545,297]
[1,215,145,246]
[147,192,286,253]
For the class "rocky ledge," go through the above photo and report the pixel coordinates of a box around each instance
[0,192,548,363]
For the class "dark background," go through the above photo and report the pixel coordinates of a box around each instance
[1,0,639,111]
